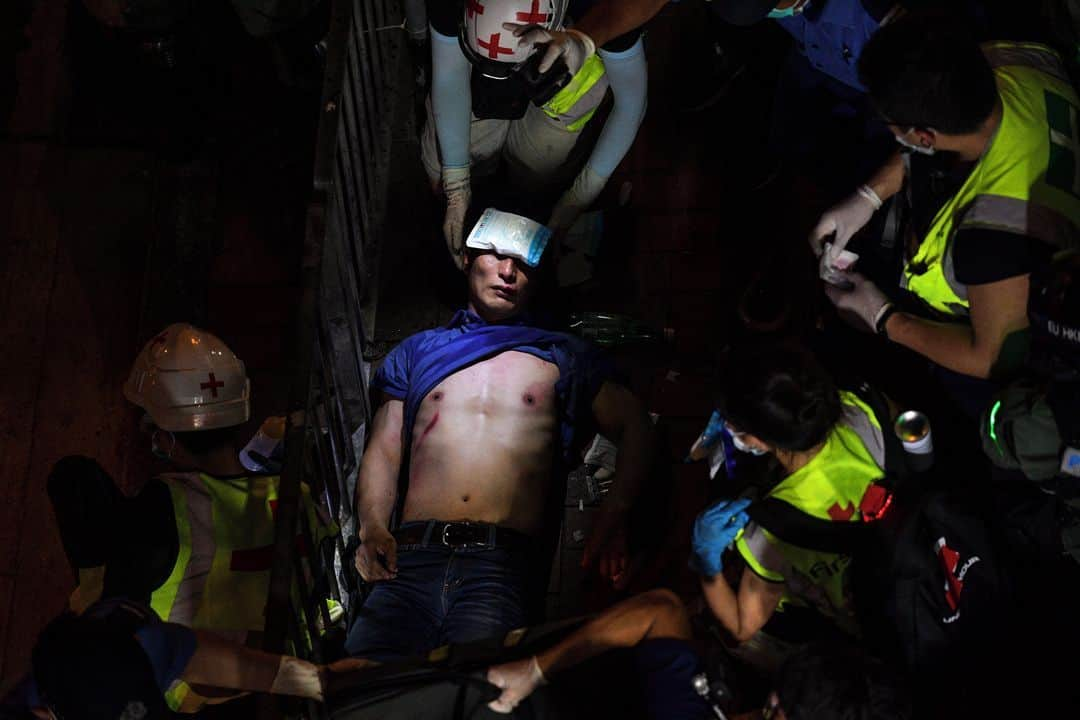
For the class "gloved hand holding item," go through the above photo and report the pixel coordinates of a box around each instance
[824,272,890,333]
[502,23,596,75]
[548,164,607,233]
[808,184,882,258]
[442,166,471,268]
[487,656,547,713]
[691,497,752,578]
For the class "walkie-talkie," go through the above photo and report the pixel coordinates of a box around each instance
[520,43,572,106]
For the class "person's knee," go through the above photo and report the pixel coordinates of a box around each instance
[47,455,116,508]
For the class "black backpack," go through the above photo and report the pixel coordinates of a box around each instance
[745,385,1015,689]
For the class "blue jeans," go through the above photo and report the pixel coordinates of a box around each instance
[345,524,530,661]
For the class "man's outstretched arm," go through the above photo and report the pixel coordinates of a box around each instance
[486,589,691,713]
[587,381,655,586]
[354,398,405,582]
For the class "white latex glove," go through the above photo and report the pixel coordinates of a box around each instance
[502,23,596,75]
[442,166,471,269]
[824,272,890,333]
[270,656,324,701]
[809,184,882,258]
[487,656,547,714]
[549,164,607,233]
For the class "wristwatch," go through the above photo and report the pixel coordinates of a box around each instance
[875,303,899,338]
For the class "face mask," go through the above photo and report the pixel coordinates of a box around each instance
[894,129,936,156]
[768,0,808,18]
[730,430,768,456]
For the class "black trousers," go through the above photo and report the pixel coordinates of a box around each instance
[47,455,179,605]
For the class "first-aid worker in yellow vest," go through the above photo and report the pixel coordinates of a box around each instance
[424,0,647,267]
[47,323,334,655]
[690,343,891,671]
[811,13,1080,402]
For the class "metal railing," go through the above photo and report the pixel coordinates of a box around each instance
[260,0,408,702]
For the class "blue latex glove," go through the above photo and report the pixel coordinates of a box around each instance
[691,498,752,577]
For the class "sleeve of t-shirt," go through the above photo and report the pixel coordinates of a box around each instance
[952,227,1052,285]
[134,621,198,695]
[371,336,419,400]
[427,0,461,36]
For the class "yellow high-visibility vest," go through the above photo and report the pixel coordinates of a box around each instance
[541,54,608,132]
[903,42,1080,317]
[149,473,333,639]
[735,392,885,636]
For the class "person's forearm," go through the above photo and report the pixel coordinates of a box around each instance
[603,409,653,514]
[356,449,399,533]
[535,590,691,676]
[866,150,905,203]
[573,0,669,47]
[184,631,320,700]
[431,27,472,170]
[585,40,647,178]
[884,312,995,379]
[700,574,745,641]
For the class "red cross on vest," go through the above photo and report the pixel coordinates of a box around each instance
[515,0,550,23]
[200,372,225,398]
[229,499,309,572]
[466,0,484,18]
[477,32,514,59]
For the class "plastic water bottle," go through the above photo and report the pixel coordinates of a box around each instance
[568,312,674,347]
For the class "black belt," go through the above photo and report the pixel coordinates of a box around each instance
[392,521,531,550]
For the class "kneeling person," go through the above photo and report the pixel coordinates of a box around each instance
[347,208,653,660]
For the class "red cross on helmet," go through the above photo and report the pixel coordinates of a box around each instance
[461,0,567,73]
[123,323,251,432]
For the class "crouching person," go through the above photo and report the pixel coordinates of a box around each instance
[10,598,364,718]
[692,343,891,669]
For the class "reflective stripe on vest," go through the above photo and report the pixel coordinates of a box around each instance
[903,42,1080,317]
[149,473,331,636]
[738,390,881,587]
[542,54,608,132]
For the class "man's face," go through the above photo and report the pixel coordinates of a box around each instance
[466,251,533,321]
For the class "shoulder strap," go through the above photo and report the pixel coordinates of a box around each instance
[850,381,908,484]
[746,497,866,555]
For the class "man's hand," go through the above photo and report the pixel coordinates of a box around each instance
[354,526,398,582]
[808,185,882,258]
[442,166,471,268]
[824,272,890,334]
[583,507,631,589]
[502,24,596,75]
[319,657,379,699]
[691,498,751,578]
[487,656,547,713]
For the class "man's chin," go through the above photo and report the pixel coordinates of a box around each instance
[477,296,522,320]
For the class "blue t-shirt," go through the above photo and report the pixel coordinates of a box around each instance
[373,309,611,464]
[775,0,895,90]
[7,599,196,711]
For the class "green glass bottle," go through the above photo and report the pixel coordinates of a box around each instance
[568,312,675,347]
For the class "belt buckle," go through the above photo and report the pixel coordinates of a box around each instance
[441,522,485,548]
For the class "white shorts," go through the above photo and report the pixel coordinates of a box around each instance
[420,94,586,193]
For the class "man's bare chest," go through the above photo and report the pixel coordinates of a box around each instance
[421,350,560,416]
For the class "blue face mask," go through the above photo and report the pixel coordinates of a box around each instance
[768,1,808,19]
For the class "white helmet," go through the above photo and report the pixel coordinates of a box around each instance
[461,0,568,73]
[123,323,250,432]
